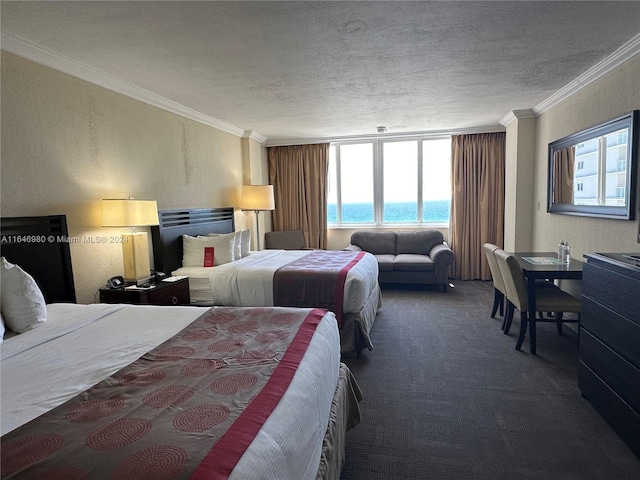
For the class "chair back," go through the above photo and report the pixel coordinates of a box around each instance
[482,243,505,294]
[494,249,529,312]
[264,230,306,250]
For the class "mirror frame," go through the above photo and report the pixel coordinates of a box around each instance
[547,110,639,220]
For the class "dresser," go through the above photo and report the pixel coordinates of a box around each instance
[580,253,640,458]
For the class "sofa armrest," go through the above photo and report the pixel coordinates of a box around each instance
[429,243,455,282]
[343,244,363,252]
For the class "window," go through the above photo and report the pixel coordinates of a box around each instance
[328,137,451,226]
[383,141,418,223]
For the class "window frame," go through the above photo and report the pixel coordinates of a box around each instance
[328,135,451,228]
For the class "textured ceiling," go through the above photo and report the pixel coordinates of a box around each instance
[2,1,640,143]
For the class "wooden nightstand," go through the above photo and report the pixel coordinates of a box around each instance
[99,277,190,306]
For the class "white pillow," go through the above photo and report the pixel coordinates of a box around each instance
[208,231,241,261]
[0,257,47,333]
[182,234,235,267]
[239,229,251,258]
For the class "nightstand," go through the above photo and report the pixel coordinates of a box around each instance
[99,277,190,306]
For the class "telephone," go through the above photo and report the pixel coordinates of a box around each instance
[107,276,125,289]
[152,270,167,283]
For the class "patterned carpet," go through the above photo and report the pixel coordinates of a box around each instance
[340,281,640,480]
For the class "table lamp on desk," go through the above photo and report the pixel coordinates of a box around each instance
[102,198,159,282]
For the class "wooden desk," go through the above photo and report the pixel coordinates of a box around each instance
[511,252,583,354]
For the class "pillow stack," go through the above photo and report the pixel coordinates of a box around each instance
[182,230,251,267]
[211,230,251,259]
[0,257,47,338]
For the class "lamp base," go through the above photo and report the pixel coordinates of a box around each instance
[122,232,151,282]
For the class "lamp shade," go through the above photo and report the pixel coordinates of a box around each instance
[102,199,159,227]
[240,185,275,211]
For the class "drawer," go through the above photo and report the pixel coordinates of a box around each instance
[583,263,640,326]
[143,281,190,305]
[578,362,640,459]
[579,329,640,414]
[581,297,640,368]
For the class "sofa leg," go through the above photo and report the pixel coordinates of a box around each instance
[442,283,448,293]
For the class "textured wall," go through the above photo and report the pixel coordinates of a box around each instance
[1,52,248,303]
[532,55,640,258]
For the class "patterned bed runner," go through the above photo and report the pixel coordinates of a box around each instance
[272,250,366,326]
[1,307,326,480]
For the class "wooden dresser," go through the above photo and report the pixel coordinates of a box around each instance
[580,253,640,458]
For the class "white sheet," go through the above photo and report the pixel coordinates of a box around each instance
[1,303,340,480]
[174,249,379,312]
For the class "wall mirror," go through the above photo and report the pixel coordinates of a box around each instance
[548,110,638,220]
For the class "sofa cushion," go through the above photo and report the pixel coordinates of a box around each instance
[396,230,444,255]
[375,254,396,272]
[394,254,435,272]
[351,231,397,255]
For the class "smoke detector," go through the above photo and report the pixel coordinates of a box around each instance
[376,126,388,133]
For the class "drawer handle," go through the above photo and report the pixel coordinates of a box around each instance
[171,296,178,305]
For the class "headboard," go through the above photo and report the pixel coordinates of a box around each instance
[0,215,77,303]
[151,207,235,275]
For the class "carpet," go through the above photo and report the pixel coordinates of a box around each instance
[340,281,640,480]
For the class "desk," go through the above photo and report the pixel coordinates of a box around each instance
[511,252,583,354]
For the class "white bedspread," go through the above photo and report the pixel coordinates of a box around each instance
[174,249,379,311]
[1,303,340,480]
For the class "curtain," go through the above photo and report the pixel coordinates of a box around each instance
[450,132,505,280]
[268,144,329,249]
[553,146,575,204]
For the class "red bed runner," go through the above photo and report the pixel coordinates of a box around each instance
[272,250,366,326]
[1,307,326,480]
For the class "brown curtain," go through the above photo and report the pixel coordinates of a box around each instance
[450,132,505,280]
[553,147,575,204]
[268,144,329,249]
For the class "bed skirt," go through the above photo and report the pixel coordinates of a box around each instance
[340,283,382,355]
[317,363,363,480]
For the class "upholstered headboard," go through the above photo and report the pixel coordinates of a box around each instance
[151,207,235,275]
[0,215,77,303]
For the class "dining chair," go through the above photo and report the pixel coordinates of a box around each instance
[495,249,581,354]
[482,243,505,320]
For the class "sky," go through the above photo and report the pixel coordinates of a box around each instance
[329,138,451,204]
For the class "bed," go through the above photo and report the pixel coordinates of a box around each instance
[0,215,362,479]
[151,208,381,355]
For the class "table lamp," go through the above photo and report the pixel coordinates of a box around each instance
[102,199,159,282]
[240,185,275,250]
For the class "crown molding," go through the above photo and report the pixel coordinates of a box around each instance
[4,27,639,145]
[265,125,505,147]
[499,109,536,127]
[1,32,248,138]
[533,32,640,115]
[243,130,268,144]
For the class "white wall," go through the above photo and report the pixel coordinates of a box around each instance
[1,51,254,303]
[532,54,640,257]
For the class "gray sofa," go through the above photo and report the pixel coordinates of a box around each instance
[345,230,455,291]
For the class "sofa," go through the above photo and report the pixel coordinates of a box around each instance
[344,230,455,291]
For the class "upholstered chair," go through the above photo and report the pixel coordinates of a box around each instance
[264,230,306,250]
[482,243,506,322]
[494,249,581,354]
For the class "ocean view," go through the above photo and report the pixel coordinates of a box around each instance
[328,200,450,224]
